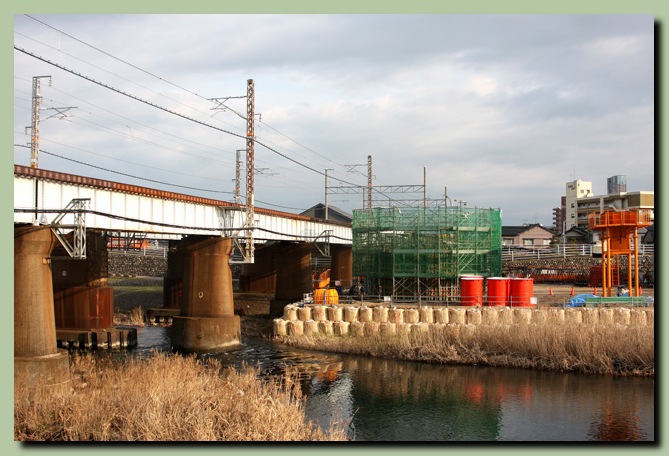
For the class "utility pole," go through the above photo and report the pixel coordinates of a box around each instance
[245,79,255,263]
[235,149,244,204]
[325,168,333,220]
[367,155,373,209]
[423,166,427,211]
[26,76,74,224]
[209,81,257,263]
[28,76,51,168]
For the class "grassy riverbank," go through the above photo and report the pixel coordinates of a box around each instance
[276,321,654,377]
[14,352,348,441]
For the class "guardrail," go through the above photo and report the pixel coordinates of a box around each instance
[108,247,169,258]
[110,243,655,262]
[502,243,654,261]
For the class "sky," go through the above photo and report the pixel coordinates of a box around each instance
[12,13,654,227]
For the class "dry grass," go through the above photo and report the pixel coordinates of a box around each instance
[113,306,145,326]
[278,323,654,377]
[14,352,348,441]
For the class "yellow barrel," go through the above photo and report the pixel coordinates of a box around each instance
[326,288,339,305]
[314,288,327,305]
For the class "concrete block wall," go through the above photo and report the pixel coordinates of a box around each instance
[273,303,654,337]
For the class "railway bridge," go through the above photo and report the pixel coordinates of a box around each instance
[14,164,352,391]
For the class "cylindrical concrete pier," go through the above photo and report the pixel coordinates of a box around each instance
[14,226,70,394]
[171,237,241,353]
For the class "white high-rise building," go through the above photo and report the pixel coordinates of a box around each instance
[565,179,593,230]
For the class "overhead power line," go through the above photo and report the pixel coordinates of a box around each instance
[14,143,310,212]
[21,16,361,181]
[15,45,364,189]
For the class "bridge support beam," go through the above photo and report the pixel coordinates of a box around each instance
[52,231,114,330]
[171,237,241,353]
[14,226,70,394]
[239,242,277,293]
[163,239,186,309]
[270,242,314,316]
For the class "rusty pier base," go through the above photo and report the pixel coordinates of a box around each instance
[170,237,241,353]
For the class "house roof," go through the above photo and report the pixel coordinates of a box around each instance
[502,224,553,237]
[300,203,352,222]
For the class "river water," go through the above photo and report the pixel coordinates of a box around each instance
[132,325,655,442]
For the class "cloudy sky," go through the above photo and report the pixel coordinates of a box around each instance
[12,13,654,226]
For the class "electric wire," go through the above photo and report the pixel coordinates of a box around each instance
[16,18,375,189]
[15,45,365,189]
[14,143,311,211]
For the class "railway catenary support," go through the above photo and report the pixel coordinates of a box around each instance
[14,225,70,394]
[170,236,241,353]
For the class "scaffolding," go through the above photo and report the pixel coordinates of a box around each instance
[352,206,502,301]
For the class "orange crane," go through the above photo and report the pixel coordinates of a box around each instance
[587,209,652,297]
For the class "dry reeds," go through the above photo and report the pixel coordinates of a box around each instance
[278,321,653,377]
[14,352,348,441]
[113,306,145,326]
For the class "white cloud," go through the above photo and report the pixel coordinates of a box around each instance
[12,14,654,225]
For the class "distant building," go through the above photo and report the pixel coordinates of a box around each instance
[607,175,627,194]
[562,176,653,230]
[300,203,352,223]
[502,224,555,247]
[564,179,593,230]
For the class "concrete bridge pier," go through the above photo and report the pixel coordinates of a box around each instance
[14,226,70,394]
[270,242,314,316]
[170,237,241,353]
[330,245,353,292]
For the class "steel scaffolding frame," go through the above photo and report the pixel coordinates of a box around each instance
[353,206,502,300]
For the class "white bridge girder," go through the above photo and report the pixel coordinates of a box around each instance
[14,172,352,246]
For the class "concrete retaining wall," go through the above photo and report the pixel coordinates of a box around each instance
[274,304,654,337]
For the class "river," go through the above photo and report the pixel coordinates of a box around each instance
[132,325,655,442]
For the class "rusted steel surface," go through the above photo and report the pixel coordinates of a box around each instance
[53,286,113,330]
[14,164,350,226]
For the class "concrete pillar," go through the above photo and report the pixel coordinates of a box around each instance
[270,242,313,316]
[171,237,241,353]
[330,244,353,291]
[14,226,70,394]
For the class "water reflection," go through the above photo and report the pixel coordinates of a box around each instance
[129,326,654,442]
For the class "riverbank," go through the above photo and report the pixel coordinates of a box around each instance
[111,280,654,377]
[14,351,348,441]
[276,320,654,377]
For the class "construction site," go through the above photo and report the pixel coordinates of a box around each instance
[352,205,502,302]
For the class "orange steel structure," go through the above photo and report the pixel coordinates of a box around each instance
[588,209,652,297]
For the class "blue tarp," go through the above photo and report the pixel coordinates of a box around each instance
[566,294,598,307]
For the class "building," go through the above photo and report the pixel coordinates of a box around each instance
[607,175,627,194]
[564,179,593,230]
[562,176,654,230]
[502,224,555,247]
[300,203,352,223]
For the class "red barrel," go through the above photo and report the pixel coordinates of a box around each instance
[460,276,484,306]
[509,278,534,307]
[486,277,509,306]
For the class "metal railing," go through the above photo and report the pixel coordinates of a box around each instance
[502,243,654,261]
[108,246,169,258]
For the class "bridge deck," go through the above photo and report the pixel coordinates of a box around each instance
[14,165,352,244]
